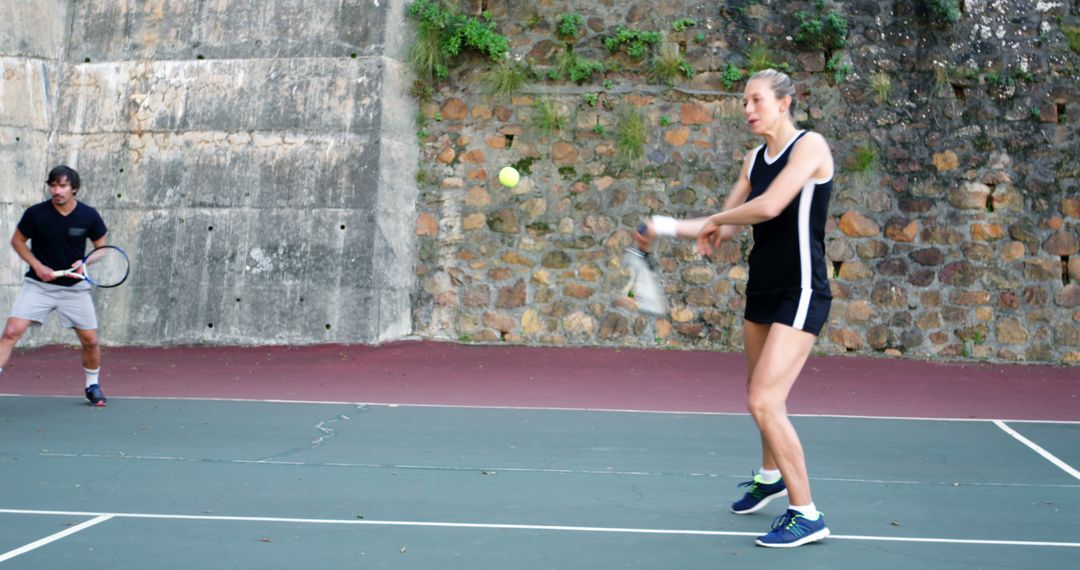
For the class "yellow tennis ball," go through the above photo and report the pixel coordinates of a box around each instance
[498,166,520,188]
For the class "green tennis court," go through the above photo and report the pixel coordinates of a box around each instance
[1,381,1077,568]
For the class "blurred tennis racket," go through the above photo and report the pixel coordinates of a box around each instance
[52,245,131,288]
[624,223,666,316]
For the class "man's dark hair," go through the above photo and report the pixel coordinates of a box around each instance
[46,165,81,190]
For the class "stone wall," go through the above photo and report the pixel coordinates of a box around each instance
[0,0,418,346]
[411,0,1079,363]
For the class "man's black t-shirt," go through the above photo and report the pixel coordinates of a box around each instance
[17,201,107,287]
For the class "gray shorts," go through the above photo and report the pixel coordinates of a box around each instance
[10,277,98,330]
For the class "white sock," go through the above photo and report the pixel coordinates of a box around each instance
[757,468,782,484]
[791,503,819,520]
[84,368,100,388]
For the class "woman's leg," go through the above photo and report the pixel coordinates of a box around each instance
[742,320,776,471]
[746,323,817,506]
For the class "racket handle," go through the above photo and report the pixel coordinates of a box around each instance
[51,270,66,278]
[636,222,648,234]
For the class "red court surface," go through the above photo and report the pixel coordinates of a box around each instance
[1,340,1077,421]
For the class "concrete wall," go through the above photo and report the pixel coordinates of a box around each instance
[0,0,418,346]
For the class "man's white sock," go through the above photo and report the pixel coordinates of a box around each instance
[757,468,782,484]
[791,503,820,520]
[85,368,100,388]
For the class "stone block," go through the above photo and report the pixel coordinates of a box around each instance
[971,223,1006,241]
[1063,197,1080,219]
[884,218,918,242]
[1024,259,1061,281]
[839,211,880,237]
[496,279,526,308]
[415,213,437,236]
[910,247,944,266]
[947,182,990,210]
[1043,231,1079,256]
[871,281,907,307]
[1000,241,1026,261]
[1056,284,1080,308]
[939,261,978,286]
[932,150,959,171]
[837,261,873,280]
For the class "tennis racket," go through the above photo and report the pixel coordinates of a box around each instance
[52,245,131,288]
[624,223,666,316]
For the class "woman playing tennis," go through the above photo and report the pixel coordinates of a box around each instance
[634,68,834,548]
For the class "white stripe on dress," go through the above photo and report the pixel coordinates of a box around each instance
[763,130,805,164]
[793,180,816,329]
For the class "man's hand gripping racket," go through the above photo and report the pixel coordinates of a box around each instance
[624,223,667,316]
[52,245,131,288]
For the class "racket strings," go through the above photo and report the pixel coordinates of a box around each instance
[84,249,129,286]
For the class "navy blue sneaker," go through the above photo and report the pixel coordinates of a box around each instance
[755,509,830,548]
[85,384,107,407]
[731,473,787,514]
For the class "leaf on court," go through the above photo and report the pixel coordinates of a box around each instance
[356,514,365,519]
[890,521,901,527]
[481,470,497,475]
[258,537,272,543]
[399,547,407,553]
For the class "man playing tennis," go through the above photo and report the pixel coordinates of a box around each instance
[0,165,110,406]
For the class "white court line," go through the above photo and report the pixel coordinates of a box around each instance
[0,509,1077,549]
[994,420,1080,481]
[2,393,1078,424]
[0,514,113,562]
[33,452,1080,489]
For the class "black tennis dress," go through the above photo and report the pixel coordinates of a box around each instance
[743,130,833,335]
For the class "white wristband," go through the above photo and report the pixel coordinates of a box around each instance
[651,215,678,237]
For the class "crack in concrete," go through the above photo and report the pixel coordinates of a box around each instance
[309,404,367,447]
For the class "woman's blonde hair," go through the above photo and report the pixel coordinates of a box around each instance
[749,68,796,117]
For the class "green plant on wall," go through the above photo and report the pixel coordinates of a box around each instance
[794,4,848,58]
[556,13,585,40]
[918,0,961,24]
[849,144,877,173]
[1066,25,1080,54]
[826,53,852,84]
[482,60,530,101]
[868,72,893,105]
[614,105,647,171]
[671,18,697,32]
[603,25,663,59]
[931,65,951,97]
[651,42,695,86]
[745,42,791,74]
[721,62,745,90]
[532,98,566,135]
[406,0,509,80]
[554,46,606,83]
